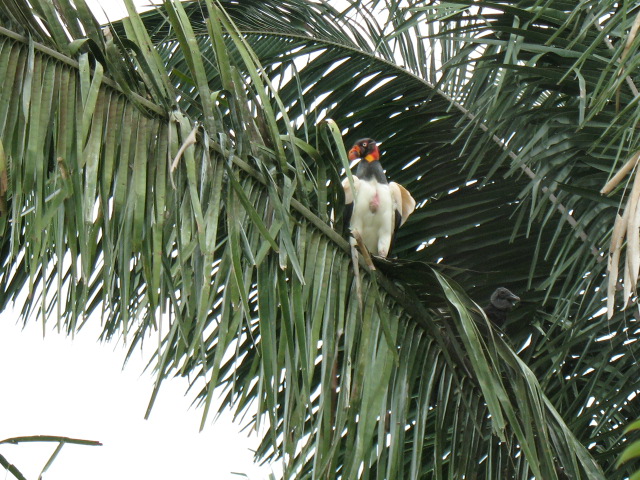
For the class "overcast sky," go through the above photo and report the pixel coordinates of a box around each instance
[0,318,276,479]
[0,2,278,479]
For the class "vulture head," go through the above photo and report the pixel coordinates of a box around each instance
[348,138,380,162]
[489,287,520,312]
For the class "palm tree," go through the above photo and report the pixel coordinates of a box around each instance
[1,0,639,478]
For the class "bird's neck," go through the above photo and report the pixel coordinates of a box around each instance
[356,160,388,184]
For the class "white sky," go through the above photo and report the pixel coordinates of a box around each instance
[0,318,275,479]
[86,0,162,23]
[0,2,278,479]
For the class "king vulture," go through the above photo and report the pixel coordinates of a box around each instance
[342,138,416,258]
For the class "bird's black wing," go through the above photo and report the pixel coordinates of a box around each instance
[343,202,353,237]
[481,303,511,341]
[483,304,508,326]
[341,176,358,238]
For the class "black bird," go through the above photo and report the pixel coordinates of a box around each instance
[483,287,520,326]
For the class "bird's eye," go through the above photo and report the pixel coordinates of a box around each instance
[362,142,368,147]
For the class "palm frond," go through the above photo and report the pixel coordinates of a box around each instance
[1,0,639,479]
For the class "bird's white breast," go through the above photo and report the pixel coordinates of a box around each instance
[351,180,394,256]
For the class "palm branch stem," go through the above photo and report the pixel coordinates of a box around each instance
[0,454,27,480]
[0,25,164,114]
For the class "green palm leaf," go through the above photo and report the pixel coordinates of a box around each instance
[1,0,639,479]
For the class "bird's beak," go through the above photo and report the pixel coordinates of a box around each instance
[348,146,362,160]
[509,293,521,305]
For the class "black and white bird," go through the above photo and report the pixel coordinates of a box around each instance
[341,138,415,258]
[483,287,520,326]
